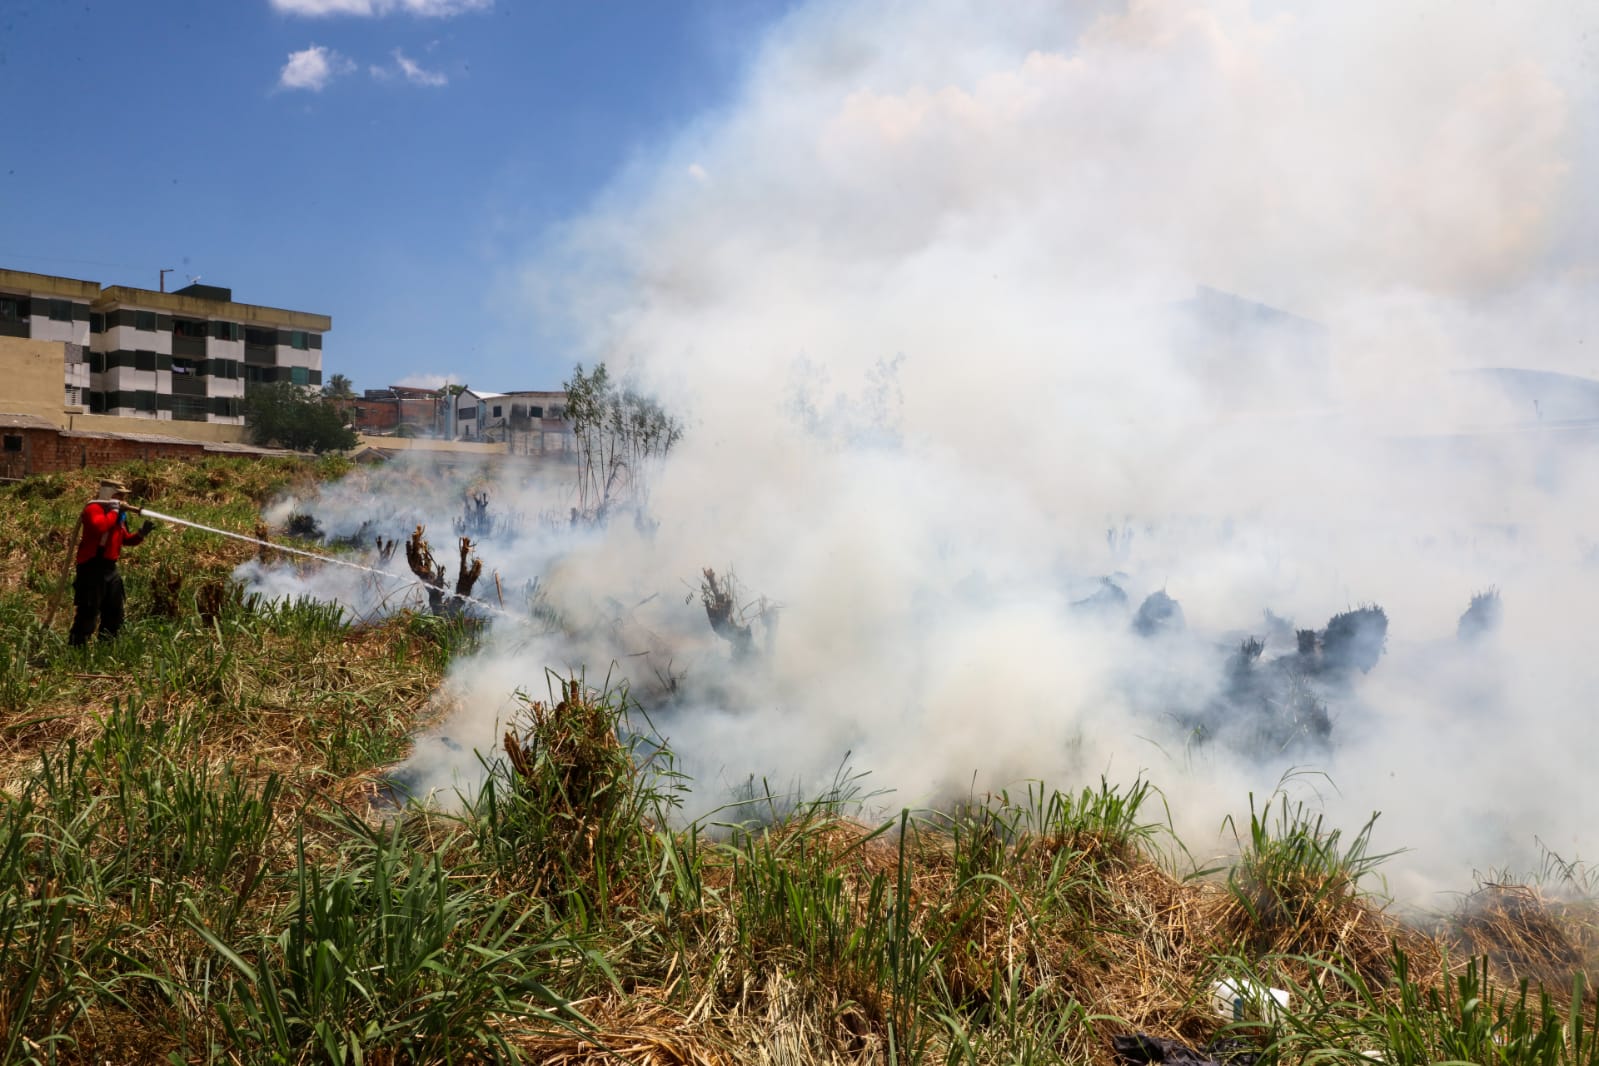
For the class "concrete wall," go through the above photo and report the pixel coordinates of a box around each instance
[30,318,89,345]
[0,269,100,302]
[356,434,506,455]
[95,286,331,332]
[0,336,73,420]
[64,412,248,443]
[100,323,173,355]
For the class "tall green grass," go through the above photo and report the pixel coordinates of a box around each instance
[1215,948,1599,1066]
[190,820,582,1065]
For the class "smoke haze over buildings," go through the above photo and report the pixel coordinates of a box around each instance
[247,0,1599,903]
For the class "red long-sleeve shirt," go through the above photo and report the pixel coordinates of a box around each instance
[75,501,145,564]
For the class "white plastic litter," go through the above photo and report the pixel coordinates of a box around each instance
[1210,978,1291,1022]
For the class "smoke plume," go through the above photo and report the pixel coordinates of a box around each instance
[250,0,1599,904]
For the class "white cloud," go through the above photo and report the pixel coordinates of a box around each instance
[277,44,353,91]
[270,0,489,17]
[392,48,448,86]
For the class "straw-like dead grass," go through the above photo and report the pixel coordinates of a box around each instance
[3,458,1597,1065]
[1451,882,1599,1000]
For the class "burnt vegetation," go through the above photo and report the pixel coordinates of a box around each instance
[0,458,1591,1065]
[405,524,484,617]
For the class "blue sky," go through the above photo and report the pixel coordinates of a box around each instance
[0,0,793,393]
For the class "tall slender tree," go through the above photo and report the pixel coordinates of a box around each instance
[563,363,683,521]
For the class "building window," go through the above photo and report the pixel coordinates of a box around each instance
[492,405,502,418]
[90,312,104,333]
[290,366,310,386]
[0,295,24,322]
[171,396,209,422]
[135,391,157,412]
[245,327,276,346]
[134,310,157,331]
[284,330,309,350]
[2,435,20,453]
[173,318,207,338]
[49,300,73,322]
[135,350,157,372]
[211,321,241,341]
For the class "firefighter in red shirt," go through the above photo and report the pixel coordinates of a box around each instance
[70,478,155,645]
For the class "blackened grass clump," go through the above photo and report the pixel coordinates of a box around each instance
[1073,574,1131,617]
[1181,603,1389,758]
[1459,586,1505,642]
[284,511,323,539]
[1132,589,1185,638]
[1316,604,1389,678]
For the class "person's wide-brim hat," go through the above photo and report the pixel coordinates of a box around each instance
[98,478,129,494]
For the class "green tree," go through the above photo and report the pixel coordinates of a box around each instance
[322,372,355,399]
[244,381,358,453]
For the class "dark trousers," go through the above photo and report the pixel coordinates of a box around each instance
[69,558,124,646]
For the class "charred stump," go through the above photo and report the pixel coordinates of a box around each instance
[455,491,492,538]
[701,567,756,660]
[455,536,483,600]
[406,525,454,616]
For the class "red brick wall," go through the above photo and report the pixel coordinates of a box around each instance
[337,397,400,433]
[1,427,261,477]
[397,397,443,434]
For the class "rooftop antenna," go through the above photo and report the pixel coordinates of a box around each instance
[159,268,174,292]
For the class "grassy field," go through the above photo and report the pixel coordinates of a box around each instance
[0,457,1594,1065]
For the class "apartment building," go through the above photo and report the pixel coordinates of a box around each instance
[0,270,96,408]
[0,268,330,425]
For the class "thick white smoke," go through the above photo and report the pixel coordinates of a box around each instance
[250,0,1599,903]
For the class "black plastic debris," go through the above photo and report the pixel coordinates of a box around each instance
[1111,1033,1258,1066]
